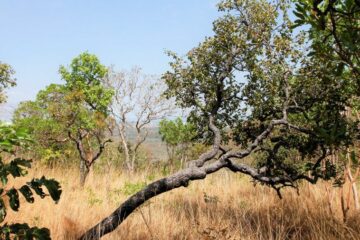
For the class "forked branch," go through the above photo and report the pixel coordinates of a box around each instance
[79,117,302,240]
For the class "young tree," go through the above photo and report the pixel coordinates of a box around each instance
[59,53,114,185]
[13,96,75,167]
[105,67,173,172]
[80,0,358,238]
[14,53,114,186]
[159,117,196,168]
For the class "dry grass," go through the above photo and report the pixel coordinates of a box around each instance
[7,167,360,240]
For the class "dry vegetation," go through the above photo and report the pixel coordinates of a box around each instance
[6,166,360,240]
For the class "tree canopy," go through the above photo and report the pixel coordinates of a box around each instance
[13,53,114,185]
[81,0,360,238]
[0,62,16,104]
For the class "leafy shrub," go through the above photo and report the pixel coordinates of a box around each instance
[0,124,62,239]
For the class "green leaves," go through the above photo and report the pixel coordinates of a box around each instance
[33,177,62,203]
[0,124,31,154]
[0,158,32,185]
[162,0,359,188]
[0,62,16,104]
[13,53,114,171]
[1,223,51,240]
[0,175,62,214]
[292,0,360,80]
[6,188,19,211]
[350,150,359,166]
[159,118,197,146]
[19,185,34,203]
[59,52,114,115]
[0,124,62,239]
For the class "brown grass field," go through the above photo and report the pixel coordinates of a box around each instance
[7,166,360,240]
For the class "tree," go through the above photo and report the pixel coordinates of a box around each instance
[293,0,360,79]
[293,0,360,220]
[14,53,114,186]
[105,67,173,172]
[0,62,61,239]
[59,53,114,185]
[0,62,16,104]
[13,97,75,167]
[159,117,197,168]
[0,124,62,240]
[80,0,358,238]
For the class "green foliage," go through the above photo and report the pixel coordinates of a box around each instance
[163,0,359,185]
[13,86,77,167]
[0,224,51,240]
[159,118,198,166]
[59,52,114,114]
[86,188,103,206]
[159,118,196,147]
[293,0,360,83]
[0,124,62,239]
[292,0,360,180]
[13,53,114,175]
[121,181,147,196]
[0,62,16,104]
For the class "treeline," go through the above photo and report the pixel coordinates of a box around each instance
[11,53,207,186]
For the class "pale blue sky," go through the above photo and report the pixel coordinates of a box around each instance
[0,0,220,120]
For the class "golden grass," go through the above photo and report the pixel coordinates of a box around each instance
[7,167,360,240]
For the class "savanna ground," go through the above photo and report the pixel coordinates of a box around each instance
[8,166,360,240]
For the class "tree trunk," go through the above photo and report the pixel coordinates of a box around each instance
[79,165,212,240]
[79,118,295,239]
[347,167,360,210]
[130,153,136,173]
[118,128,132,172]
[80,160,90,187]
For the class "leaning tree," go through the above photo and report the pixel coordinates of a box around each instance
[80,0,359,238]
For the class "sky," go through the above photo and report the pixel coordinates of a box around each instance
[0,0,221,120]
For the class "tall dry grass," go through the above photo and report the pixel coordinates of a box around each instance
[7,166,360,240]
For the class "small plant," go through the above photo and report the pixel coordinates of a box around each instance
[86,188,103,206]
[0,124,62,239]
[203,192,219,204]
[146,174,155,182]
[121,181,146,196]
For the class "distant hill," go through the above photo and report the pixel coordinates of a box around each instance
[112,126,167,161]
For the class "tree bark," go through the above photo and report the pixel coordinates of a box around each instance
[79,162,221,240]
[79,118,296,240]
[79,119,319,239]
[80,160,90,187]
[118,127,132,172]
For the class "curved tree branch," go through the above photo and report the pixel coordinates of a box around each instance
[190,115,222,167]
[79,118,293,240]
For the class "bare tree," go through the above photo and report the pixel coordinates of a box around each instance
[105,67,173,172]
